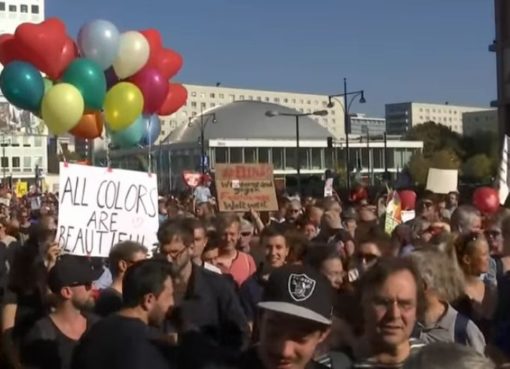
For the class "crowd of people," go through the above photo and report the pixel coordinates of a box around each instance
[0,182,509,369]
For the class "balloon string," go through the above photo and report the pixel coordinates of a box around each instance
[57,135,68,163]
[105,129,111,168]
[147,119,152,174]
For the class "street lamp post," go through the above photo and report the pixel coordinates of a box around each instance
[266,109,328,196]
[189,109,217,174]
[327,78,366,191]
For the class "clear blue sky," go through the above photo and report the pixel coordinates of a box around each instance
[46,0,496,117]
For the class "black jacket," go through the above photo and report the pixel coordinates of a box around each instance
[167,264,250,351]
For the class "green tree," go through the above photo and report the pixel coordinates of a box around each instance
[405,121,464,159]
[462,154,493,180]
[429,149,461,170]
[407,152,430,185]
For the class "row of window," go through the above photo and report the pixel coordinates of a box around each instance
[188,91,327,106]
[0,156,43,170]
[418,107,458,115]
[1,137,44,147]
[419,116,458,123]
[0,3,40,13]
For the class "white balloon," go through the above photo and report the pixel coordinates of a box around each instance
[112,31,150,79]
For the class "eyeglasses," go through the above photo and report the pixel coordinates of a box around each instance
[161,245,188,261]
[357,253,379,263]
[485,230,501,238]
[241,232,252,237]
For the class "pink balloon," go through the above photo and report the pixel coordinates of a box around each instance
[129,67,169,114]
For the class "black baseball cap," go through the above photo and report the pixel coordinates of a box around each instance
[258,264,334,325]
[48,255,102,294]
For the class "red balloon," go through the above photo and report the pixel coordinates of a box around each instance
[129,67,169,114]
[473,187,499,214]
[0,34,24,66]
[140,29,183,79]
[398,190,417,210]
[13,18,77,79]
[158,83,188,116]
[70,112,104,139]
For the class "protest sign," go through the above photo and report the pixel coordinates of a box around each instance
[385,191,402,235]
[15,181,28,198]
[426,168,458,194]
[215,163,278,212]
[324,178,334,197]
[56,163,159,257]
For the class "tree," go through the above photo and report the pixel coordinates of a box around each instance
[405,121,464,159]
[407,152,430,185]
[429,149,461,170]
[462,154,493,180]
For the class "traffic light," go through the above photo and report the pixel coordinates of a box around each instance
[327,136,333,149]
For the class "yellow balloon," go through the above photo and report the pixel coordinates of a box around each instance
[42,83,85,135]
[104,82,144,131]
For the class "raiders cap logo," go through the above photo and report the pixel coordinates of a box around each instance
[288,273,316,302]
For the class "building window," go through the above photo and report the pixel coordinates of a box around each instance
[248,96,253,100]
[265,97,270,102]
[191,92,197,97]
[200,93,205,98]
[191,102,197,107]
[229,94,235,102]
[161,130,166,136]
[311,148,322,169]
[219,93,224,98]
[285,148,296,169]
[31,4,39,13]
[9,4,16,11]
[230,148,242,163]
[1,157,7,168]
[258,148,269,163]
[34,137,42,147]
[284,98,288,103]
[215,148,227,163]
[244,148,257,163]
[12,157,20,168]
[23,157,31,169]
[256,96,261,101]
[20,4,28,12]
[307,100,311,105]
[239,95,244,100]
[0,2,5,11]
[210,93,215,98]
[419,108,423,112]
[292,99,296,103]
[200,102,206,108]
[272,148,284,169]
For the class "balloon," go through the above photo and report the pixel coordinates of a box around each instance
[140,114,161,145]
[62,58,106,110]
[0,34,24,66]
[104,67,119,90]
[43,78,53,94]
[0,61,44,111]
[129,68,168,114]
[104,82,144,131]
[398,190,417,210]
[158,83,188,116]
[42,83,84,134]
[112,31,149,79]
[473,187,499,215]
[141,29,183,79]
[70,112,104,139]
[77,19,120,70]
[14,18,77,79]
[110,116,144,148]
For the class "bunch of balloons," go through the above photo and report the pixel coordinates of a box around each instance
[0,18,188,148]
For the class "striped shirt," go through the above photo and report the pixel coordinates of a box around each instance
[353,339,426,369]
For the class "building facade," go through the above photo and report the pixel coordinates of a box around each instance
[0,133,47,181]
[350,113,386,135]
[462,109,498,136]
[0,0,44,41]
[385,102,491,135]
[160,83,349,141]
[493,0,510,138]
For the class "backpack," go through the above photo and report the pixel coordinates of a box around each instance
[412,312,469,345]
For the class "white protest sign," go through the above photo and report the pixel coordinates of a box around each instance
[426,168,458,195]
[56,163,159,257]
[324,178,334,197]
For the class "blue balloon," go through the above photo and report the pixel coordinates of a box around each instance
[78,19,120,70]
[110,115,144,148]
[0,61,44,112]
[140,114,161,145]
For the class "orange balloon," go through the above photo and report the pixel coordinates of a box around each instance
[70,112,104,139]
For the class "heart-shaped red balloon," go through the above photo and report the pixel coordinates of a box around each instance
[14,18,77,79]
[158,83,188,116]
[0,34,26,66]
[141,29,183,79]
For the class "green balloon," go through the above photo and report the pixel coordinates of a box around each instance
[43,78,53,94]
[0,61,44,112]
[110,115,144,148]
[62,58,106,110]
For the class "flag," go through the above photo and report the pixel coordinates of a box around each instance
[499,135,509,205]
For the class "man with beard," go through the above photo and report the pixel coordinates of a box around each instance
[157,218,250,353]
[21,255,101,369]
[158,220,249,351]
[71,259,175,369]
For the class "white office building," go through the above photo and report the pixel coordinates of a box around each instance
[350,113,386,136]
[0,0,47,183]
[160,83,349,142]
[385,102,492,135]
[462,109,498,136]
